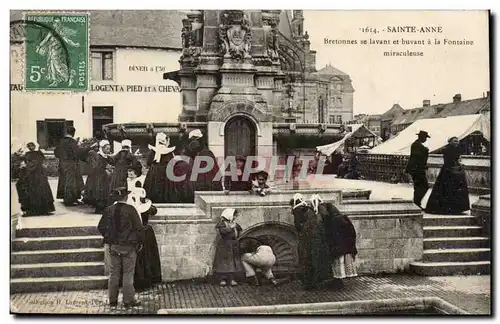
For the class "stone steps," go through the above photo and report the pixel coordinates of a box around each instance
[423,226,482,238]
[11,224,106,293]
[12,235,103,251]
[423,237,489,250]
[11,275,108,293]
[11,248,104,264]
[423,215,477,227]
[16,226,100,238]
[410,261,490,276]
[11,261,104,278]
[411,214,490,276]
[422,248,490,263]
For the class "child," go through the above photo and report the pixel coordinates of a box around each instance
[126,163,157,225]
[224,156,252,193]
[251,170,271,196]
[213,208,243,286]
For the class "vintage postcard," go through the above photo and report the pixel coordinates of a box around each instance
[9,9,491,315]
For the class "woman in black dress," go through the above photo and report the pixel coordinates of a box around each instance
[108,139,139,194]
[143,133,175,203]
[290,194,331,290]
[16,142,55,216]
[85,140,113,213]
[425,137,470,214]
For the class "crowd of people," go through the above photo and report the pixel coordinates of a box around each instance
[13,125,472,308]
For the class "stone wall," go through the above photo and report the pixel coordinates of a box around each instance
[344,201,423,273]
[357,153,490,194]
[471,195,491,238]
[150,190,423,281]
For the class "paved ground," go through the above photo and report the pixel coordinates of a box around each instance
[10,275,490,315]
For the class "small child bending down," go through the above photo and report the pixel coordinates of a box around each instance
[213,208,243,286]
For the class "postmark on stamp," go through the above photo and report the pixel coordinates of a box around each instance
[23,12,89,92]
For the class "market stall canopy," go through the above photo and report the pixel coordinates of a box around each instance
[316,124,382,156]
[369,114,490,155]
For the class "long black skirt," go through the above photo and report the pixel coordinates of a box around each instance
[143,164,169,203]
[84,170,111,213]
[134,225,162,290]
[425,167,470,214]
[16,169,55,216]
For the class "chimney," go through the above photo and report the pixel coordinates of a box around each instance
[453,93,461,102]
[423,100,430,107]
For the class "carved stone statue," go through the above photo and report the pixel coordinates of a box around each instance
[181,19,193,49]
[219,10,252,60]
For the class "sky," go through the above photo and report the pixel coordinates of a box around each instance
[303,10,490,115]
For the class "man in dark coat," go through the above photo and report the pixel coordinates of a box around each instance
[98,187,144,308]
[55,126,94,206]
[405,130,430,209]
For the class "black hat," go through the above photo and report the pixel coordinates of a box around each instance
[110,187,131,197]
[416,131,430,138]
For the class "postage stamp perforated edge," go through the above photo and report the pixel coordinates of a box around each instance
[21,10,91,94]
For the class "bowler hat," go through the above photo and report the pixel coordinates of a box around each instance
[416,131,430,138]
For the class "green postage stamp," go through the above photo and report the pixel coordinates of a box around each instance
[24,12,89,92]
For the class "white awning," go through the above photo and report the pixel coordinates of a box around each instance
[316,124,382,156]
[369,114,490,155]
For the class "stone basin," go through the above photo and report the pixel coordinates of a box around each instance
[149,187,423,281]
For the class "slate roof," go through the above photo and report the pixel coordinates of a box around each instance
[391,96,490,126]
[11,10,183,49]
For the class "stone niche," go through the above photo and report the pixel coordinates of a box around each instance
[150,190,423,281]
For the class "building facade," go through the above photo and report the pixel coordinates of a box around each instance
[10,10,354,152]
[10,10,184,150]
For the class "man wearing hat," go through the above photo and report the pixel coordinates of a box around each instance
[98,187,144,308]
[405,131,431,209]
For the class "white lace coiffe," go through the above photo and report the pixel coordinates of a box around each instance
[292,193,308,209]
[310,194,323,214]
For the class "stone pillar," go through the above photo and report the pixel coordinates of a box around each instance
[207,120,225,161]
[196,74,218,121]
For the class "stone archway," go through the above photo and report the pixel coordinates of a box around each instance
[239,222,300,275]
[224,115,257,159]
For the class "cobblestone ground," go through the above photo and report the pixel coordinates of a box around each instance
[10,275,491,315]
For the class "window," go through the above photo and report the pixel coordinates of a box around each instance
[91,51,113,81]
[36,119,74,149]
[329,115,336,124]
[318,97,325,123]
[335,115,343,124]
[92,106,114,137]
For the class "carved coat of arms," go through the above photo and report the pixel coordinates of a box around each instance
[219,11,252,60]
